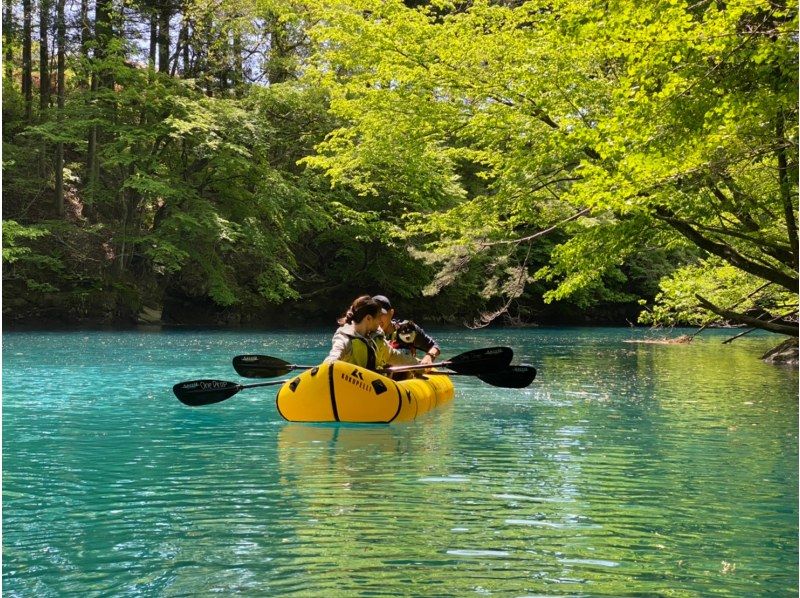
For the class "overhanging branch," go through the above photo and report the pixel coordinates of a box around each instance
[695,294,798,337]
[480,207,591,247]
[655,208,798,291]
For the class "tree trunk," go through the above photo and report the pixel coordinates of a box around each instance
[695,294,799,337]
[655,208,799,292]
[39,0,50,178]
[3,0,13,81]
[158,4,170,73]
[179,17,189,76]
[267,17,291,84]
[117,184,127,275]
[232,31,243,95]
[39,0,50,112]
[149,12,157,71]
[87,72,98,193]
[55,0,65,216]
[88,0,114,196]
[80,0,90,53]
[200,16,213,95]
[79,0,89,88]
[171,18,187,77]
[95,0,114,89]
[22,0,32,121]
[81,0,93,214]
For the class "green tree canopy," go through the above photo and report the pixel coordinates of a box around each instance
[301,0,798,332]
[3,0,797,331]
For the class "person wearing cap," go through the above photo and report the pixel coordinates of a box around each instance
[372,295,441,366]
[323,295,416,371]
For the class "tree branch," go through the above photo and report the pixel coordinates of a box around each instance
[776,109,799,270]
[695,294,798,336]
[655,208,798,291]
[706,179,760,231]
[680,218,795,265]
[480,207,591,247]
[722,307,799,344]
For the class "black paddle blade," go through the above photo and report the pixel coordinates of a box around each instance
[233,355,293,378]
[173,380,241,406]
[478,365,537,389]
[447,346,513,375]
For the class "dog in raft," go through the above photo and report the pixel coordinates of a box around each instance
[388,320,420,356]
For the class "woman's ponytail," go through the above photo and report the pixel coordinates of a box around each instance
[337,295,381,326]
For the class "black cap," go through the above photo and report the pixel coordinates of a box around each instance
[372,295,392,310]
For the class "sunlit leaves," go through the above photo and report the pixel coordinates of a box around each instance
[300,0,797,324]
[639,258,795,327]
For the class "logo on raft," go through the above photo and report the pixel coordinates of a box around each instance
[240,355,258,362]
[342,371,372,393]
[340,370,389,395]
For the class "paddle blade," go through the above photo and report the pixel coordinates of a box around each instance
[447,346,513,375]
[478,365,537,389]
[173,380,242,406]
[233,355,293,378]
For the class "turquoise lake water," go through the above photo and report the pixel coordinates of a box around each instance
[3,328,798,596]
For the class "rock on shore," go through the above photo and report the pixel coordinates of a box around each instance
[762,337,799,366]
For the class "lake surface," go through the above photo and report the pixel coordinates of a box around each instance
[3,328,797,596]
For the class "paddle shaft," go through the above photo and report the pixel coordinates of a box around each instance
[233,346,513,378]
[237,380,286,390]
[236,360,488,376]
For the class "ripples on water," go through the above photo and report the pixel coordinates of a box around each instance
[3,328,798,596]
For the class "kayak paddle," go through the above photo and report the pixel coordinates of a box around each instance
[425,364,537,388]
[172,378,287,407]
[232,355,313,378]
[176,355,535,408]
[478,364,537,388]
[385,346,513,375]
[233,346,514,379]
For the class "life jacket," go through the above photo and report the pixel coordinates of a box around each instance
[348,334,377,371]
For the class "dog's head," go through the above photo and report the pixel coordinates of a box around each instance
[395,320,417,346]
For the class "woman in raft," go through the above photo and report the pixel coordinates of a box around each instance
[324,295,417,371]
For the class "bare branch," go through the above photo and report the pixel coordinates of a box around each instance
[695,294,798,336]
[480,207,590,247]
[655,208,798,291]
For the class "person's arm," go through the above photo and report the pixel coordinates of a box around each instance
[413,324,440,365]
[378,340,417,367]
[324,330,352,364]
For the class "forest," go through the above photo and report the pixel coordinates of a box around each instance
[2,0,798,333]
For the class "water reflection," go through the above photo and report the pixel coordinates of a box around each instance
[274,415,483,595]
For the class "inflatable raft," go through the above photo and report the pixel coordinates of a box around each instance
[275,361,455,423]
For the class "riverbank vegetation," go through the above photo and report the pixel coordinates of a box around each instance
[3,0,797,333]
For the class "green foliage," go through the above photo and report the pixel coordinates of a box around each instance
[3,220,53,264]
[640,259,796,328]
[2,220,63,294]
[1,219,112,309]
[256,263,300,303]
[3,0,796,327]
[298,0,798,327]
